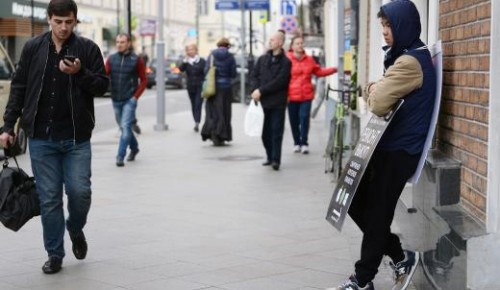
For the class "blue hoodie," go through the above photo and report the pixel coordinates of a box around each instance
[377,0,437,155]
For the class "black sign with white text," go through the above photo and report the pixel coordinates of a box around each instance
[326,100,403,231]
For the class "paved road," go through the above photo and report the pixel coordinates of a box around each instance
[93,88,190,133]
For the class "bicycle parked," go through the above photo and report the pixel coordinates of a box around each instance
[317,82,361,181]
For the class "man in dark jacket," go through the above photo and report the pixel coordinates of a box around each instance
[328,1,436,289]
[0,0,108,274]
[179,43,206,132]
[250,30,291,170]
[105,33,147,166]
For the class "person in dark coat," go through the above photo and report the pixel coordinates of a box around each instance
[179,43,206,132]
[201,37,237,146]
[250,31,292,171]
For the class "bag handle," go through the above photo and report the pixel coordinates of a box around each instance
[3,146,20,170]
[0,150,19,211]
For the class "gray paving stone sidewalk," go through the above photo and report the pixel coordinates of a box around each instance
[0,103,410,289]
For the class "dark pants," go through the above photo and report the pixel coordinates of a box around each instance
[288,100,312,146]
[187,85,203,123]
[262,107,286,164]
[201,87,233,142]
[348,150,420,286]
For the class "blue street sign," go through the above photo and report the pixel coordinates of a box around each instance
[215,0,269,10]
[245,0,269,10]
[216,0,239,9]
[281,0,297,15]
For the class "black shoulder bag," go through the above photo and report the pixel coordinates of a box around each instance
[0,152,39,231]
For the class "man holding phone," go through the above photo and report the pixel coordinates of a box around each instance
[0,0,108,274]
[105,33,147,167]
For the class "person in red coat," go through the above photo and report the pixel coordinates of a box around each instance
[287,36,336,154]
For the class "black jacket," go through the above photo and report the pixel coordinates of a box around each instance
[179,57,206,88]
[250,49,291,109]
[3,32,109,141]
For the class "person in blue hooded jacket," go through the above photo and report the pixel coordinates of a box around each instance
[200,37,237,146]
[328,1,436,290]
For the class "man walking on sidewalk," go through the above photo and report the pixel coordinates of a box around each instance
[328,1,436,289]
[250,30,291,171]
[0,0,108,274]
[106,33,147,167]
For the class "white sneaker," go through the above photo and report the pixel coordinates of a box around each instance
[293,145,301,153]
[301,145,309,154]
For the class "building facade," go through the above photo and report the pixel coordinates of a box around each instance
[0,0,197,64]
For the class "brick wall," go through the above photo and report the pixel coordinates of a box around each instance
[439,0,490,222]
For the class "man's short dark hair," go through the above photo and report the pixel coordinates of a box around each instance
[47,0,78,18]
[117,33,131,42]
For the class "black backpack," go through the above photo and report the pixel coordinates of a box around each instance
[0,155,39,231]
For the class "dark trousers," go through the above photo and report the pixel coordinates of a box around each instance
[201,87,232,142]
[288,100,312,146]
[187,85,203,123]
[348,150,420,286]
[262,107,286,164]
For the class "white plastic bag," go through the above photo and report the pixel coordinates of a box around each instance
[244,101,264,137]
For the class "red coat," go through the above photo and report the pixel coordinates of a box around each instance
[287,51,336,102]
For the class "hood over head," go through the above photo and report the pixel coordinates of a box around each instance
[381,0,424,68]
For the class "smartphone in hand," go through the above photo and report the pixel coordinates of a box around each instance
[63,55,76,63]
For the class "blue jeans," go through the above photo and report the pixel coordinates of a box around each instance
[262,107,286,164]
[288,101,312,146]
[29,138,92,259]
[113,98,139,160]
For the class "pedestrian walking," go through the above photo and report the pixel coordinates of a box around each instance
[201,37,237,146]
[179,43,206,132]
[328,1,437,289]
[0,0,109,274]
[250,30,292,171]
[105,33,147,166]
[286,35,336,154]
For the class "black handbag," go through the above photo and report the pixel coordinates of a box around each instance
[0,154,39,231]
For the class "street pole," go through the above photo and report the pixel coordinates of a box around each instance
[240,0,246,104]
[248,11,254,73]
[337,0,345,93]
[196,0,200,48]
[127,0,132,36]
[155,0,168,130]
[116,0,120,35]
[31,0,35,37]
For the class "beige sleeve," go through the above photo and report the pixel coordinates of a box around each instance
[366,55,423,116]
